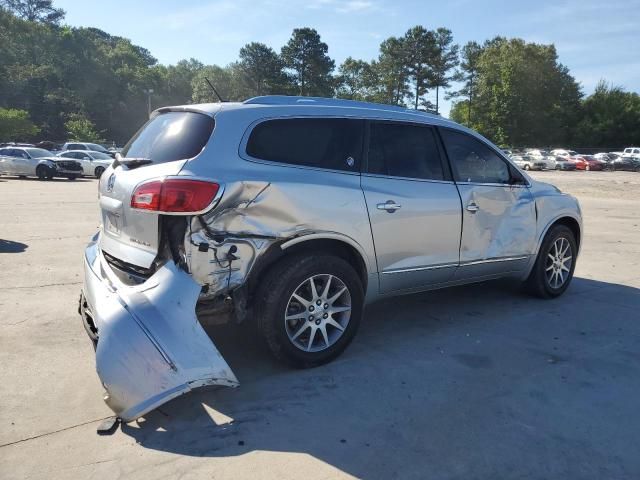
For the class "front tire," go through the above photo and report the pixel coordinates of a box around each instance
[256,254,364,368]
[36,166,49,180]
[525,225,577,298]
[67,175,77,181]
[524,164,531,171]
[94,166,105,178]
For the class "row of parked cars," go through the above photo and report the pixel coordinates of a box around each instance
[0,141,117,180]
[503,147,640,172]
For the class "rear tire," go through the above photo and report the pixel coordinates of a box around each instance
[255,254,364,368]
[524,164,530,171]
[67,175,77,181]
[94,166,105,178]
[525,225,577,298]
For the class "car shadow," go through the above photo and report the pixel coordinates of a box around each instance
[0,238,28,253]
[121,277,640,478]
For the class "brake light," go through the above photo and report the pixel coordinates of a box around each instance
[131,179,220,213]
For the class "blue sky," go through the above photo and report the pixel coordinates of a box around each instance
[56,0,640,116]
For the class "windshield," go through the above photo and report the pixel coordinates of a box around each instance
[90,151,113,160]
[121,111,214,165]
[25,148,53,158]
[86,143,109,153]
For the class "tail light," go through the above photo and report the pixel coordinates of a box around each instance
[131,178,220,213]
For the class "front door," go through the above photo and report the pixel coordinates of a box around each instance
[438,128,536,279]
[361,121,462,293]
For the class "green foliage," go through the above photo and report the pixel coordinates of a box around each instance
[0,107,39,140]
[281,28,335,96]
[1,0,64,24]
[470,38,583,146]
[574,81,640,147]
[335,57,379,101]
[446,41,482,124]
[235,42,289,97]
[64,113,103,143]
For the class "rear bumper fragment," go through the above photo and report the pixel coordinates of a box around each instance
[80,235,238,422]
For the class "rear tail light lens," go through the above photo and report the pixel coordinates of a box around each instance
[131,179,220,213]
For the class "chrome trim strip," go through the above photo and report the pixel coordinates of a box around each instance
[382,263,458,275]
[459,256,529,267]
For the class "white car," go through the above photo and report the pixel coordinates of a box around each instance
[524,149,555,169]
[61,142,114,157]
[57,150,113,178]
[0,147,83,180]
[622,147,640,159]
[550,149,579,159]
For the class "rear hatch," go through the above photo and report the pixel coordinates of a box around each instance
[98,110,215,269]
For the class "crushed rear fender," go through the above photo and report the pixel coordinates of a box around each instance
[81,238,238,422]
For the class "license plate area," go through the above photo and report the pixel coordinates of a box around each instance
[105,212,121,235]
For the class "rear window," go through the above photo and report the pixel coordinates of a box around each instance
[246,118,363,171]
[121,111,215,164]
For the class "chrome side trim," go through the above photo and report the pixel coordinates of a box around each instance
[459,256,529,267]
[382,263,458,275]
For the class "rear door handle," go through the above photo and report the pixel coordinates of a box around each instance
[466,202,480,213]
[377,200,402,213]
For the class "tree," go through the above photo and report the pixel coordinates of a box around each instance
[64,113,103,143]
[469,38,582,146]
[281,28,335,96]
[1,0,65,24]
[374,36,410,106]
[429,28,459,114]
[236,42,289,97]
[403,26,436,110]
[446,41,482,124]
[0,108,39,140]
[575,81,640,147]
[335,57,378,101]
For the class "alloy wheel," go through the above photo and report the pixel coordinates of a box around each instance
[284,274,351,352]
[545,237,573,289]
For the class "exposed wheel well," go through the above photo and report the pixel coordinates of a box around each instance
[244,238,368,306]
[551,217,581,249]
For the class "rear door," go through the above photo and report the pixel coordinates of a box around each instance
[99,111,215,268]
[361,121,462,293]
[439,128,536,279]
[11,149,30,175]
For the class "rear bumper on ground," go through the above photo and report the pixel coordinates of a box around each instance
[80,233,238,422]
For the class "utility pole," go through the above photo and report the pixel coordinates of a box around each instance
[144,89,154,117]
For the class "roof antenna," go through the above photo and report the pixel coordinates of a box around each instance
[204,77,225,103]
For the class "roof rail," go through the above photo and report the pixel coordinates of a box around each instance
[243,95,442,118]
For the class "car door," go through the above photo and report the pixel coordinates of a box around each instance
[439,128,536,279]
[11,149,30,175]
[0,148,12,174]
[361,121,462,293]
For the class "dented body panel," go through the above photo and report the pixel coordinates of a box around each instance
[81,96,582,421]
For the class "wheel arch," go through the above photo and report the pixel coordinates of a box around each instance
[537,214,582,254]
[241,234,370,313]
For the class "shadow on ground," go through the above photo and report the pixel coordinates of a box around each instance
[121,277,640,478]
[0,239,28,253]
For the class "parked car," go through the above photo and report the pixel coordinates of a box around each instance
[511,152,546,170]
[593,153,619,170]
[57,150,113,178]
[61,142,116,158]
[523,149,555,170]
[609,155,640,172]
[571,155,604,171]
[622,147,640,159]
[550,149,579,158]
[79,96,582,422]
[551,156,577,171]
[0,147,82,180]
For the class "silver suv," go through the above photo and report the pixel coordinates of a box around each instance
[80,96,582,421]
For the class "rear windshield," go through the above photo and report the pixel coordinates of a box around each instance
[121,111,215,164]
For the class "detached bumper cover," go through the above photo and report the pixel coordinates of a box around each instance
[81,236,238,422]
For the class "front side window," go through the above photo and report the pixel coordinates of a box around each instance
[69,144,84,150]
[246,118,363,171]
[440,129,512,184]
[367,122,445,181]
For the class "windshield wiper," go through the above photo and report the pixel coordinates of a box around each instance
[114,157,153,168]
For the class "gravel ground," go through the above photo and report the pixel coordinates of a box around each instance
[0,170,639,479]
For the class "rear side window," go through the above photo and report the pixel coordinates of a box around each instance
[68,143,84,150]
[121,112,214,164]
[367,122,444,180]
[246,118,363,172]
[440,129,511,184]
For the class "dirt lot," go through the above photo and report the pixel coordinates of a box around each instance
[1,171,639,479]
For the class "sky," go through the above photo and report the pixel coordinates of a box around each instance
[56,0,640,117]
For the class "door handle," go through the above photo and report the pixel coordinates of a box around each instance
[377,200,402,213]
[466,202,480,213]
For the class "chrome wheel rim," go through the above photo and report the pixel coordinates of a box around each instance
[545,237,573,289]
[284,274,351,352]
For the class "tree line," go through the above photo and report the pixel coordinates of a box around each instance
[1,0,639,148]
